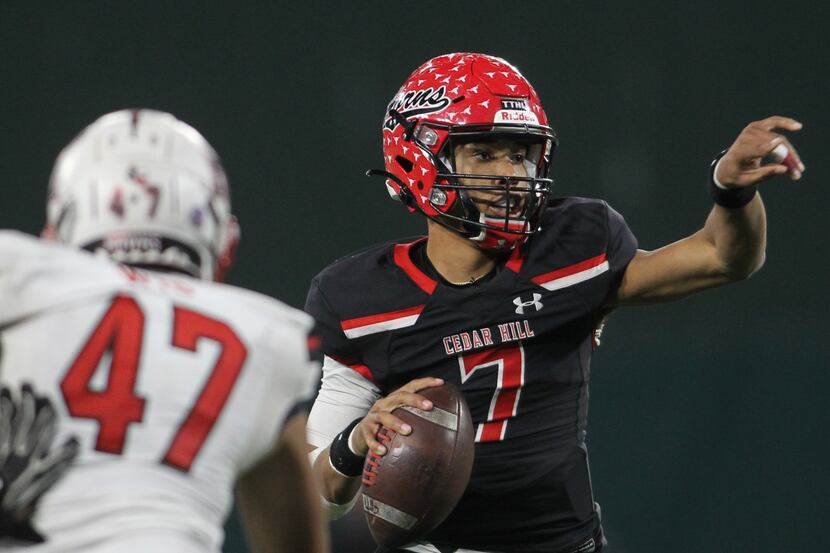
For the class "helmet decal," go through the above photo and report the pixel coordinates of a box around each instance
[383,86,451,131]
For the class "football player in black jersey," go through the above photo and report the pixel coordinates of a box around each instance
[304,53,804,553]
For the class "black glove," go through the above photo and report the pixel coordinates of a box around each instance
[0,384,79,543]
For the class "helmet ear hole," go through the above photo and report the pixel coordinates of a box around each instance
[395,156,414,173]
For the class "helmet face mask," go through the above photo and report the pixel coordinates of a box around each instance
[432,128,552,244]
[45,109,239,281]
[374,53,557,252]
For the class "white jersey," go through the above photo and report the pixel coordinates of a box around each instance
[0,231,319,553]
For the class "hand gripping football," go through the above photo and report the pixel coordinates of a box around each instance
[361,383,475,548]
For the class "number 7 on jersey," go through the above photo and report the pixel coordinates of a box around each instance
[458,344,525,442]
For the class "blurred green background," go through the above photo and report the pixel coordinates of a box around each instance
[1,2,827,552]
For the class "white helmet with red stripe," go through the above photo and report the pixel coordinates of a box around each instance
[45,109,239,281]
[371,53,556,251]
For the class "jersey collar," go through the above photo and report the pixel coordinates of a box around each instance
[392,238,525,295]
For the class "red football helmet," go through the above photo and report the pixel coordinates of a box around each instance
[371,53,557,251]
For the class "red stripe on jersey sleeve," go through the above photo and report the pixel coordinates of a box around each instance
[340,304,426,331]
[531,253,608,285]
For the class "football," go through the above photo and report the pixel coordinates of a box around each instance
[361,383,475,548]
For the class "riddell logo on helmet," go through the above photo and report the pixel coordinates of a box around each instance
[495,110,539,124]
[501,99,527,111]
[383,86,451,130]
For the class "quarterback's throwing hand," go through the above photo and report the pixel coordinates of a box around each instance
[355,377,445,457]
[0,384,79,543]
[716,116,805,186]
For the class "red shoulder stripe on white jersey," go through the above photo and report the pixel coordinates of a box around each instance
[340,304,426,339]
[531,253,609,291]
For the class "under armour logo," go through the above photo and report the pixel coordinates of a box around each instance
[513,293,543,315]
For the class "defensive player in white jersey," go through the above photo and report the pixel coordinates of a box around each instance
[0,110,328,553]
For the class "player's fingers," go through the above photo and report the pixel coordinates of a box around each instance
[397,377,444,395]
[33,436,79,479]
[742,130,799,164]
[30,401,57,460]
[727,131,805,178]
[12,469,64,514]
[0,388,15,464]
[743,135,784,158]
[10,437,78,513]
[381,390,434,412]
[13,385,37,455]
[740,164,788,185]
[729,126,780,157]
[749,115,803,132]
[360,419,385,455]
[767,135,805,175]
[55,436,80,465]
[374,411,413,437]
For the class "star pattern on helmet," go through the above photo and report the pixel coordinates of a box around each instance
[379,53,551,229]
[418,61,435,74]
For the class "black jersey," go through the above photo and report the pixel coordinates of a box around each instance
[306,198,638,553]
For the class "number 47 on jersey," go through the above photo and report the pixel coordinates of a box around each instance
[60,294,247,472]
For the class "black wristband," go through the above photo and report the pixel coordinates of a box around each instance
[328,418,365,478]
[709,149,757,209]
